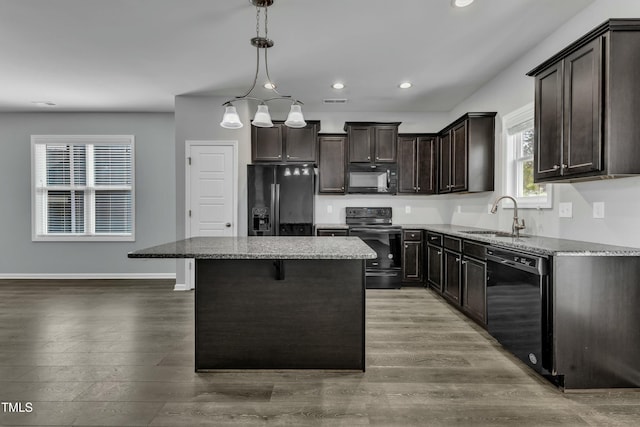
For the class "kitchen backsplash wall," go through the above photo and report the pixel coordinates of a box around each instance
[314,194,455,226]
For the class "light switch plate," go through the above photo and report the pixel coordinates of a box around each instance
[559,202,573,218]
[405,205,411,214]
[593,202,605,219]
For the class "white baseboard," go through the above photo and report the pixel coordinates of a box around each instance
[0,273,176,280]
[173,283,193,291]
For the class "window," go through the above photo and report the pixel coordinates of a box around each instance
[31,135,135,241]
[504,105,552,209]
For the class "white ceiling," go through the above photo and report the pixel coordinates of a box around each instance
[0,0,594,113]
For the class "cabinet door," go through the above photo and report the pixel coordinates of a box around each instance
[534,62,563,181]
[444,250,461,304]
[563,38,603,176]
[398,136,417,193]
[438,132,451,193]
[318,136,346,193]
[403,241,422,281]
[462,256,487,325]
[284,122,318,162]
[348,126,372,163]
[416,136,437,194]
[252,125,283,162]
[427,244,443,292]
[374,126,397,162]
[451,122,467,192]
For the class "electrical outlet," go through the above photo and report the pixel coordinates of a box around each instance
[558,202,573,218]
[327,205,333,214]
[593,202,605,219]
[405,205,411,214]
[456,205,462,214]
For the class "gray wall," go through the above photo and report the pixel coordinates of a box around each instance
[0,113,176,276]
[444,0,640,248]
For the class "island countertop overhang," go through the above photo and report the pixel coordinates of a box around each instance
[128,236,377,260]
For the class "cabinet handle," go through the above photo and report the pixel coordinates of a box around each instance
[376,156,380,160]
[341,186,345,190]
[562,164,568,169]
[287,155,290,159]
[455,257,460,262]
[461,260,467,265]
[405,244,408,248]
[413,186,417,190]
[278,155,282,158]
[367,156,371,160]
[437,251,442,255]
[417,187,421,191]
[552,165,560,170]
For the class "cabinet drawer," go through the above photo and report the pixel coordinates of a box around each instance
[443,236,462,252]
[463,240,486,260]
[317,229,348,237]
[426,232,442,246]
[403,230,422,241]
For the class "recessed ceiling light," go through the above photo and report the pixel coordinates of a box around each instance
[399,82,412,89]
[264,82,276,89]
[452,0,474,7]
[32,101,56,107]
[332,82,345,90]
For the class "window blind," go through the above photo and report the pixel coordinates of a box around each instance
[32,136,134,241]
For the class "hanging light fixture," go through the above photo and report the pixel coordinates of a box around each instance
[220,0,306,129]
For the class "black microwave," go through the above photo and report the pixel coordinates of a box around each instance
[346,164,398,194]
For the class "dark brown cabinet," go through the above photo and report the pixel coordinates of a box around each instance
[402,230,423,283]
[438,113,495,194]
[317,134,346,194]
[442,236,462,305]
[528,19,640,182]
[426,232,443,292]
[344,122,400,163]
[461,241,487,325]
[252,121,320,163]
[398,134,437,194]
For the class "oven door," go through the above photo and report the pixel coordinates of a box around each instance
[350,227,402,289]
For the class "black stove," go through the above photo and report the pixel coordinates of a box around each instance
[346,207,402,289]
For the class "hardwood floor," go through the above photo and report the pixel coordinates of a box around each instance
[0,279,639,426]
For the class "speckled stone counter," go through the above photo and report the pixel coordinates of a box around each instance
[129,236,371,372]
[401,224,640,256]
[128,236,376,260]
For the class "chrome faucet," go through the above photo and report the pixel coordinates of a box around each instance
[490,195,526,238]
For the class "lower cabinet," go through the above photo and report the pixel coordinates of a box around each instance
[402,230,423,283]
[462,255,487,324]
[443,236,462,304]
[427,233,487,326]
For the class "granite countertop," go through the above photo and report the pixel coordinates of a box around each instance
[409,224,640,256]
[128,236,377,260]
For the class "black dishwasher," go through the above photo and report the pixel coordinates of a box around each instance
[486,246,555,380]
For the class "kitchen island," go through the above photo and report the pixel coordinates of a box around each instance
[128,236,376,371]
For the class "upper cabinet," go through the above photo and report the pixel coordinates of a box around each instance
[252,120,320,163]
[438,113,496,194]
[398,134,438,194]
[344,122,400,163]
[528,19,640,182]
[317,134,346,194]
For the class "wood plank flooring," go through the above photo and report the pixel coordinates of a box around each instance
[0,279,639,426]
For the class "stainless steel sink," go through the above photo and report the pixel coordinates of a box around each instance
[461,230,529,238]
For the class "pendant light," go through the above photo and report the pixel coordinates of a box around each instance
[220,0,306,129]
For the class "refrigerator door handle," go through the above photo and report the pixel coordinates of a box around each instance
[274,183,281,235]
[270,183,276,235]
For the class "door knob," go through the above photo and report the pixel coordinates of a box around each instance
[225,223,231,227]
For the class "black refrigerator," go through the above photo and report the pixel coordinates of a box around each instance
[248,164,315,236]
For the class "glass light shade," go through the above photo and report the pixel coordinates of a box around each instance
[284,104,306,128]
[220,105,243,129]
[252,104,273,127]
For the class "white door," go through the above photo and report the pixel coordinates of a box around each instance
[184,141,237,289]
